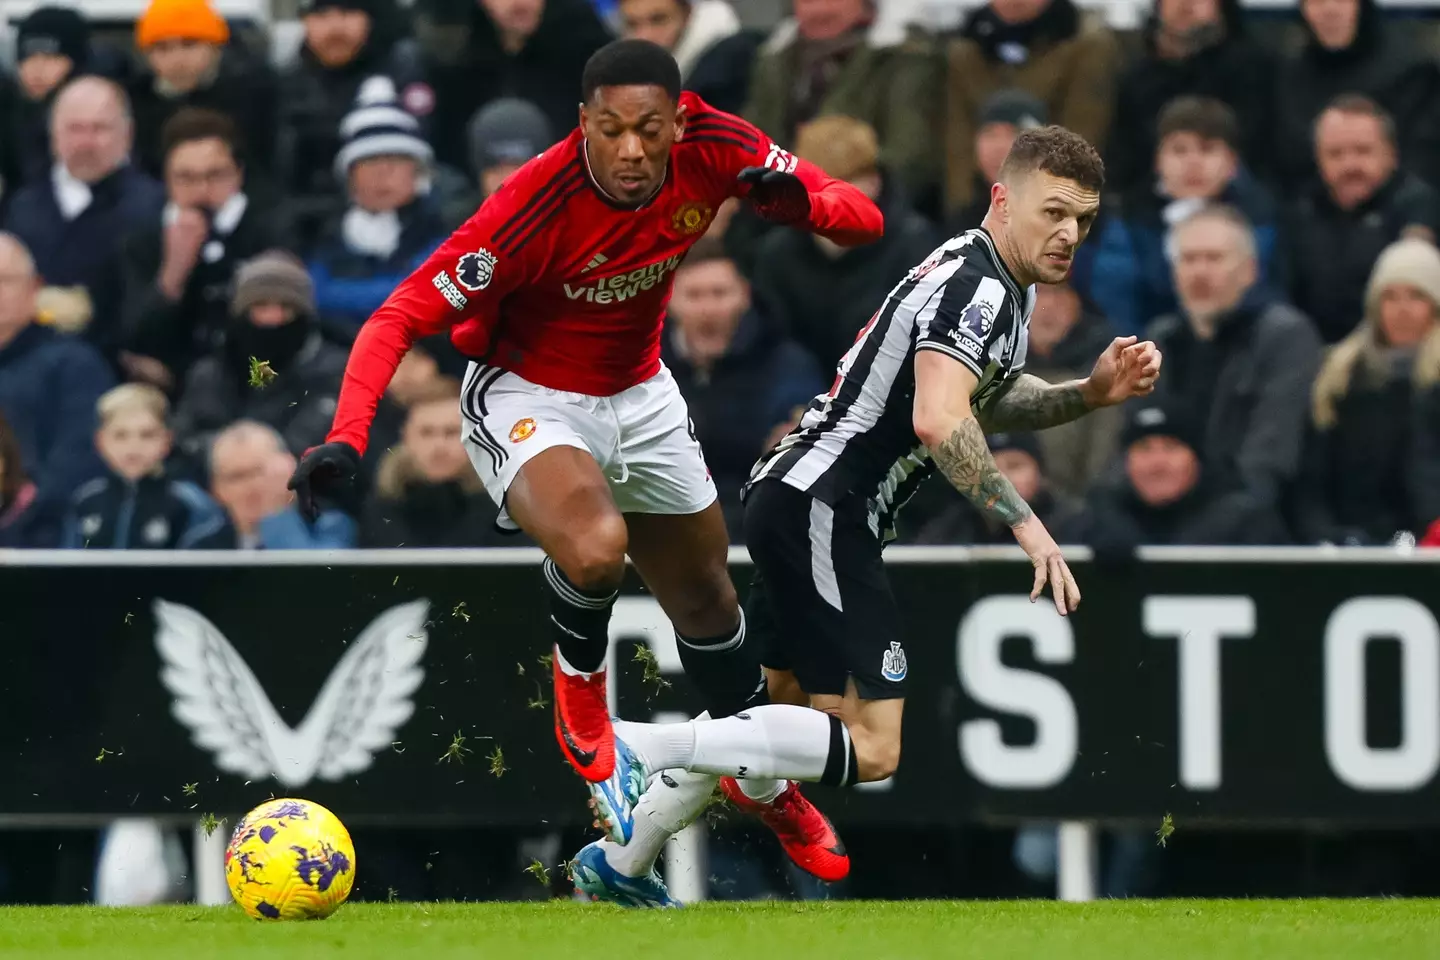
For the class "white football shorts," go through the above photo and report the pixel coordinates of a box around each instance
[459,362,717,531]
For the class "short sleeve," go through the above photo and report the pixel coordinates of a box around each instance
[914,265,1010,379]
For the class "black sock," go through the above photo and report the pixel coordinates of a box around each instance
[676,609,769,719]
[820,715,861,788]
[543,556,617,674]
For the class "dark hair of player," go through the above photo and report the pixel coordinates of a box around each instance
[1319,93,1396,146]
[1158,96,1240,152]
[998,125,1104,194]
[581,39,683,104]
[161,107,244,163]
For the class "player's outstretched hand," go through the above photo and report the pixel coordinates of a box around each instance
[1082,336,1163,407]
[738,167,810,225]
[1012,516,1081,616]
[288,441,360,521]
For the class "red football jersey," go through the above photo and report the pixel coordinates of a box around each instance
[327,93,884,455]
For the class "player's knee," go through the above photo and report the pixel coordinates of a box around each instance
[850,727,901,783]
[556,515,628,592]
[667,570,739,638]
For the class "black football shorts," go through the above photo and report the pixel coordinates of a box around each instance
[742,478,908,701]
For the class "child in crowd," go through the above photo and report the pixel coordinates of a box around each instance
[63,384,226,549]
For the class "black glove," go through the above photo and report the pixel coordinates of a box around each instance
[737,166,810,225]
[288,441,360,521]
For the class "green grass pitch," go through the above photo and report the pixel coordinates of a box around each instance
[1,900,1436,959]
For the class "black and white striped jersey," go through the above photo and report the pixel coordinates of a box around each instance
[747,228,1034,539]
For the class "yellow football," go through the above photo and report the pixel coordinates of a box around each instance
[224,798,356,920]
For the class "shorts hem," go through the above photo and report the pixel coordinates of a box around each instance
[613,491,718,518]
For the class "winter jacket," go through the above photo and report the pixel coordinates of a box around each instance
[359,448,515,547]
[662,311,825,537]
[1025,298,1123,500]
[744,16,941,208]
[1088,173,1280,335]
[413,0,611,173]
[1,164,165,355]
[1273,0,1440,189]
[1295,372,1429,545]
[125,48,280,179]
[173,327,350,460]
[62,472,227,549]
[1285,172,1440,344]
[751,175,939,370]
[190,505,356,550]
[276,34,431,251]
[1106,0,1275,192]
[307,198,448,329]
[1297,242,1440,543]
[1079,472,1289,553]
[0,324,113,521]
[0,75,55,203]
[120,194,290,377]
[943,0,1119,214]
[1145,290,1322,505]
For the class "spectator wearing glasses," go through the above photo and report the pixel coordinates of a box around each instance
[121,108,287,389]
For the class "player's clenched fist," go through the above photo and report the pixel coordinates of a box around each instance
[737,167,810,225]
[288,441,360,520]
[1081,336,1164,407]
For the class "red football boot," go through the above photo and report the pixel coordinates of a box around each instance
[552,647,615,782]
[720,778,849,882]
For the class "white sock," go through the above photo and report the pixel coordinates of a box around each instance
[737,777,786,804]
[617,705,848,784]
[614,718,697,772]
[602,769,718,878]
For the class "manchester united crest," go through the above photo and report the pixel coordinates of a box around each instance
[671,201,714,236]
[509,418,537,443]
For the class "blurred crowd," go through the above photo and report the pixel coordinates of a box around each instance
[2,0,1440,558]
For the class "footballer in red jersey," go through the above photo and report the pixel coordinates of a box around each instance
[289,40,880,901]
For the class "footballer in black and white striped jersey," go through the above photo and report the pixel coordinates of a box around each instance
[749,227,1035,534]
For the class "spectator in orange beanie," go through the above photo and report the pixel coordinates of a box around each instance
[125,0,279,181]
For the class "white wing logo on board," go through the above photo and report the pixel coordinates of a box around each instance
[154,598,429,788]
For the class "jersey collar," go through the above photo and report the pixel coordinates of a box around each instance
[579,138,668,211]
[973,226,1026,302]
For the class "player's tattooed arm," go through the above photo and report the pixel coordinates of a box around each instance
[975,374,1091,433]
[932,417,1034,527]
